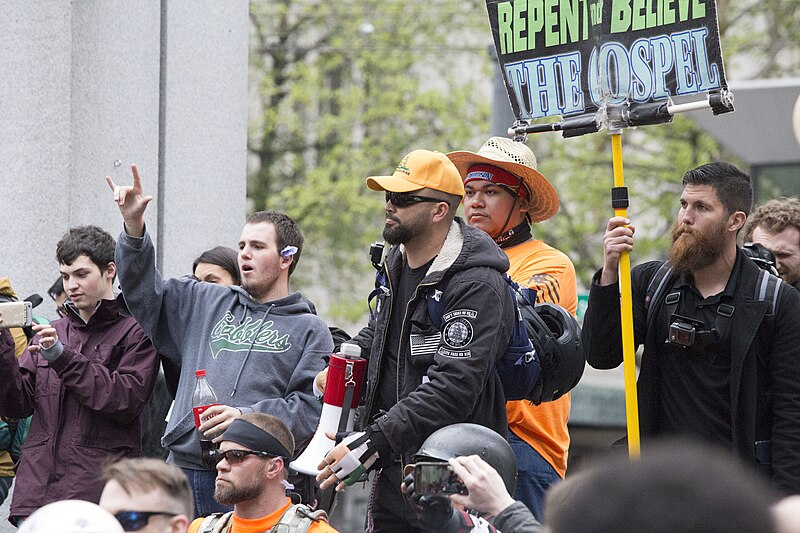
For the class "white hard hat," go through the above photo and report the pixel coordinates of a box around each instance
[18,500,123,533]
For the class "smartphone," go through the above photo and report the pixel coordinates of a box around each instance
[0,301,33,329]
[413,461,468,496]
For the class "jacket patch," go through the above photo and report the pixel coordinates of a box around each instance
[410,333,440,357]
[442,317,474,349]
[209,311,291,358]
[438,347,471,358]
[443,309,478,321]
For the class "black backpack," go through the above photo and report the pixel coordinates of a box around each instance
[425,275,585,404]
[368,254,585,404]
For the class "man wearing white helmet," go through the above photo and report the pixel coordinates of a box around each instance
[19,500,123,533]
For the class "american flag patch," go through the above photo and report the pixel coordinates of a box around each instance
[410,333,440,357]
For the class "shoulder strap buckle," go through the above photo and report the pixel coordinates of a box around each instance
[717,303,734,318]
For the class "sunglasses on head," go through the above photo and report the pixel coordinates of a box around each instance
[385,191,444,208]
[114,511,177,531]
[208,448,280,466]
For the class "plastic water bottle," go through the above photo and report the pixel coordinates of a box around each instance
[192,369,219,468]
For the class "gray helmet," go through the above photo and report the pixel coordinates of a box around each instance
[522,302,585,404]
[414,423,517,494]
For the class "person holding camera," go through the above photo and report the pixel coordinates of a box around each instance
[401,423,542,533]
[0,226,161,525]
[582,162,800,493]
[742,197,800,291]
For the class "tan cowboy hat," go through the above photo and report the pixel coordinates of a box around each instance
[447,137,559,222]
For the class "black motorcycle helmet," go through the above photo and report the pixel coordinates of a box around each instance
[413,423,517,494]
[520,301,585,404]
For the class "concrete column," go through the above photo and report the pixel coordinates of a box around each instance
[0,0,248,315]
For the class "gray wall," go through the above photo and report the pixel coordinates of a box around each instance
[0,1,248,317]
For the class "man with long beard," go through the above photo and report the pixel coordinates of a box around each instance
[188,413,337,533]
[582,162,800,494]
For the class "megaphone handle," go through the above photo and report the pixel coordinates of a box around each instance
[336,361,356,434]
[337,383,354,434]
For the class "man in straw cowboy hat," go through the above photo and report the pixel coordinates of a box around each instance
[448,137,578,520]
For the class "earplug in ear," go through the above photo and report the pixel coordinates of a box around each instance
[280,246,298,259]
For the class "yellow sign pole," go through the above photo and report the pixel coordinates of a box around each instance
[611,130,641,458]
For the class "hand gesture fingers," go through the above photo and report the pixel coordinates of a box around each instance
[106,164,152,237]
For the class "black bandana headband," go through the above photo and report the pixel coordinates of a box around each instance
[221,418,293,458]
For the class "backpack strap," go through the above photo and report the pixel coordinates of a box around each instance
[645,261,675,327]
[754,268,782,316]
[425,278,449,331]
[274,504,328,532]
[196,512,233,533]
[368,268,390,320]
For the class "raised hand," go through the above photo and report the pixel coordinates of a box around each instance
[106,164,152,238]
[600,216,636,286]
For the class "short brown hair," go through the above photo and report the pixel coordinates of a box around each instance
[238,412,296,459]
[102,458,193,518]
[742,197,800,245]
[245,211,304,276]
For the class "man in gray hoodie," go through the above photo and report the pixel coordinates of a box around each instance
[107,165,332,517]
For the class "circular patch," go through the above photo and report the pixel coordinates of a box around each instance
[443,318,474,348]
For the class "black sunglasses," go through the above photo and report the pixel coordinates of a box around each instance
[385,191,444,208]
[114,511,177,531]
[208,448,280,466]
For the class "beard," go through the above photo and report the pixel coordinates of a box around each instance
[214,478,263,505]
[383,211,427,245]
[383,221,413,245]
[668,218,728,272]
[241,260,280,300]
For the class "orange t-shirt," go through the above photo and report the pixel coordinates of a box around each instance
[504,239,578,478]
[188,498,338,533]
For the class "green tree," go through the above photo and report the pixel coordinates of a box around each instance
[248,0,491,325]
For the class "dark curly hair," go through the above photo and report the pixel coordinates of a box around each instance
[56,225,116,276]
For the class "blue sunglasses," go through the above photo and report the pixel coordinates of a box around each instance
[114,511,177,531]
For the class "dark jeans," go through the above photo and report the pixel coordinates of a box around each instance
[181,467,233,518]
[509,431,562,522]
[367,464,425,533]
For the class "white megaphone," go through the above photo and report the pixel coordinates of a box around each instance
[291,342,366,476]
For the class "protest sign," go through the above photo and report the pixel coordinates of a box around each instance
[487,0,732,131]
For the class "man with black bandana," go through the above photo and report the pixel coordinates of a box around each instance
[583,162,800,494]
[316,149,515,532]
[447,137,577,521]
[190,413,338,533]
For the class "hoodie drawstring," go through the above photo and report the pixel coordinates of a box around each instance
[231,304,274,396]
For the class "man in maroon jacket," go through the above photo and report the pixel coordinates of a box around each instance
[0,225,159,526]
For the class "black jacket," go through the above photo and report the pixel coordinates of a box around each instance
[582,249,800,493]
[353,218,514,462]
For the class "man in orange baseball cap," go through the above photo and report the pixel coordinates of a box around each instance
[317,149,516,532]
